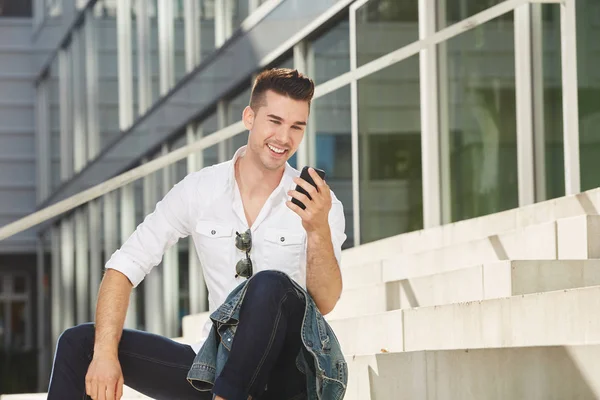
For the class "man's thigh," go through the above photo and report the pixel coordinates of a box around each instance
[117,327,211,400]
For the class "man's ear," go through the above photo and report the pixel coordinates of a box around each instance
[242,106,255,131]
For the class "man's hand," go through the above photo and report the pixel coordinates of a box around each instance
[286,168,332,234]
[85,353,124,400]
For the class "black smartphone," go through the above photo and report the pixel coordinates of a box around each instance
[292,166,326,210]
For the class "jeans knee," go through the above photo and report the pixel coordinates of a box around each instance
[56,323,94,353]
[248,270,292,295]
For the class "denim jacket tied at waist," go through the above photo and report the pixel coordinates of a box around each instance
[186,271,348,400]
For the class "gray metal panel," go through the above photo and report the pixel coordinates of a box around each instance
[0,20,37,252]
[41,0,347,208]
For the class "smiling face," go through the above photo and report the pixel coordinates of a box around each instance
[243,90,309,171]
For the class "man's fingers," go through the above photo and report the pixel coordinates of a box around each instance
[308,168,326,190]
[286,201,308,219]
[294,177,318,198]
[116,375,124,400]
[105,379,117,400]
[288,190,311,206]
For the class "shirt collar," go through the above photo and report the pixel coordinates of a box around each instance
[227,146,298,200]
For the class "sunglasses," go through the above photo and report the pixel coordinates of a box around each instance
[235,229,253,279]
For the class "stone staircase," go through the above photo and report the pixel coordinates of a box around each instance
[5,189,600,399]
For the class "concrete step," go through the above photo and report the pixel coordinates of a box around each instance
[0,385,152,399]
[330,260,600,319]
[381,216,600,282]
[345,345,600,400]
[181,311,210,344]
[341,189,600,268]
[328,285,600,356]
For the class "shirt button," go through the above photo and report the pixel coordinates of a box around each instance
[211,230,216,235]
[280,237,285,242]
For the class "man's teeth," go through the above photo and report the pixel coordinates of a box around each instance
[268,144,285,154]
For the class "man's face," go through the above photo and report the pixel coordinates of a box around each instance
[243,90,309,171]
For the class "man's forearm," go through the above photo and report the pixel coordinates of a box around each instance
[93,269,133,356]
[306,227,342,315]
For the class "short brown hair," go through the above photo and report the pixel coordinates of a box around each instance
[249,68,315,111]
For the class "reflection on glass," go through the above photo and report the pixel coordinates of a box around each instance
[356,0,418,66]
[313,86,354,248]
[45,0,61,18]
[358,57,423,244]
[311,17,349,84]
[442,0,507,27]
[95,0,120,150]
[198,0,216,59]
[441,14,518,221]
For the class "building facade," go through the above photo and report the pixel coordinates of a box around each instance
[0,0,599,393]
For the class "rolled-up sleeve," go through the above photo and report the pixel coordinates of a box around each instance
[328,193,347,268]
[105,174,196,287]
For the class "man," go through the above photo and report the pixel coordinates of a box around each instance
[47,68,347,400]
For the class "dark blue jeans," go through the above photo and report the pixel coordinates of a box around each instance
[47,271,307,400]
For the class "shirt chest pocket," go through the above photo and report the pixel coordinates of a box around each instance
[195,221,234,267]
[263,228,305,272]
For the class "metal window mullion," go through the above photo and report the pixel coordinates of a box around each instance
[75,207,89,324]
[187,126,207,314]
[137,0,152,114]
[531,3,547,202]
[294,41,309,170]
[515,4,536,207]
[50,225,61,352]
[72,29,87,173]
[158,0,174,95]
[561,0,580,195]
[143,158,164,335]
[60,217,75,330]
[306,43,316,166]
[103,192,119,269]
[85,8,100,160]
[161,145,179,338]
[184,0,198,72]
[215,0,226,47]
[349,1,360,246]
[120,184,138,329]
[249,0,260,13]
[437,0,452,224]
[88,199,101,319]
[419,0,442,228]
[59,47,73,181]
[36,79,51,203]
[117,0,134,130]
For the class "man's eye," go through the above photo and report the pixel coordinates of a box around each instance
[270,120,281,125]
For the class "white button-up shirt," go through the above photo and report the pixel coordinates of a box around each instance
[105,146,347,352]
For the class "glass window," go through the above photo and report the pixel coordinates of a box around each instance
[49,60,61,191]
[442,0,507,26]
[95,0,120,149]
[0,275,3,293]
[150,0,160,102]
[0,0,33,17]
[311,17,350,85]
[358,56,423,244]
[230,0,249,35]
[198,0,216,60]
[13,276,26,293]
[356,0,417,67]
[227,87,251,158]
[313,85,354,248]
[10,301,27,349]
[45,0,61,18]
[131,0,140,119]
[201,112,219,167]
[174,0,187,81]
[440,14,518,221]
[0,302,5,349]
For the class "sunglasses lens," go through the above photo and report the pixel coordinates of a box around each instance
[235,230,252,252]
[235,258,253,278]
